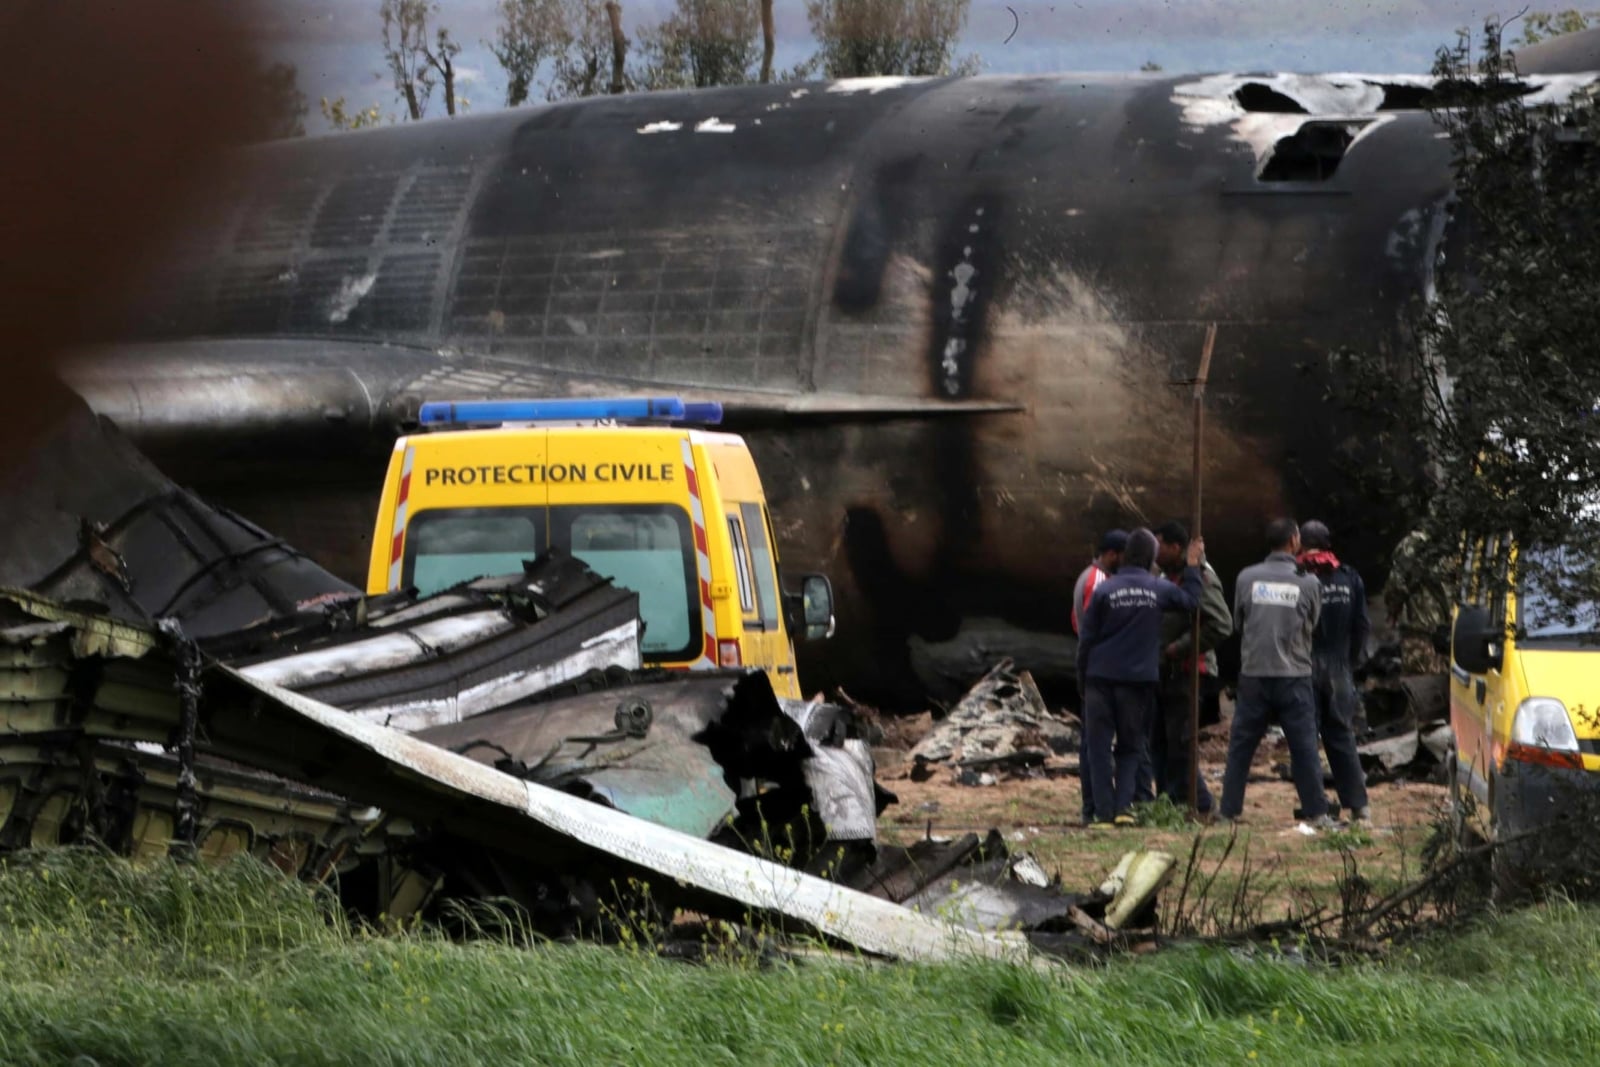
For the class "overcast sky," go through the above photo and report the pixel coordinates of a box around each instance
[257,1,1535,128]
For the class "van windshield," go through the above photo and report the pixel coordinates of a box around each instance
[405,505,699,660]
[1517,545,1600,642]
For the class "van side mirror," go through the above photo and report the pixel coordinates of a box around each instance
[785,574,835,641]
[1452,605,1502,674]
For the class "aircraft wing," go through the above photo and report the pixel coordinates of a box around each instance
[63,337,1023,453]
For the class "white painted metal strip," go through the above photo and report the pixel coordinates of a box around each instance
[222,667,1029,963]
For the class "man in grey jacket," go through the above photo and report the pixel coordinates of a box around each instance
[1219,518,1332,826]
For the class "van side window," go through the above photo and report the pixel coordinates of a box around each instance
[1460,538,1486,607]
[726,515,757,615]
[741,502,781,632]
[1486,534,1509,627]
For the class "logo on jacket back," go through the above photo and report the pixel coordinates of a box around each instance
[1107,587,1159,610]
[1253,581,1300,607]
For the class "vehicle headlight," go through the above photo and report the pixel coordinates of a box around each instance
[1509,697,1580,757]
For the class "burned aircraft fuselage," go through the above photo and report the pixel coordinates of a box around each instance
[76,72,1489,703]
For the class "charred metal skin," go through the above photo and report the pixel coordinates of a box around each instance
[65,70,1594,705]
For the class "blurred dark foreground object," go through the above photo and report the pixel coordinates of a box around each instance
[0,0,257,461]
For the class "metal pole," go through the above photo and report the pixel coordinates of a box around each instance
[1189,323,1217,816]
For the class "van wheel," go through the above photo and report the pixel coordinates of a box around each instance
[1443,755,1478,851]
[1486,776,1531,904]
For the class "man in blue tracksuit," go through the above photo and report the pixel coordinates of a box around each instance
[1299,520,1371,823]
[1076,528,1205,825]
[1220,518,1331,826]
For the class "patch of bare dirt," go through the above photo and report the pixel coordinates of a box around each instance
[873,708,1446,920]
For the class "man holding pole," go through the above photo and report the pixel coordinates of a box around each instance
[1152,521,1231,814]
[1182,322,1219,819]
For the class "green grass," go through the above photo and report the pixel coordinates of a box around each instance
[2,848,1598,1065]
[1131,795,1193,830]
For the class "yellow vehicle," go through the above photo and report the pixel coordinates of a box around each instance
[365,397,834,699]
[1446,538,1600,853]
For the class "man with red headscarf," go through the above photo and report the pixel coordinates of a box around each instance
[1299,520,1372,824]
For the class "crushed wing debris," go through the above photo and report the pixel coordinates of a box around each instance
[218,549,644,732]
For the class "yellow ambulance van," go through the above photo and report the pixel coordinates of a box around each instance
[365,397,834,699]
[1446,539,1600,858]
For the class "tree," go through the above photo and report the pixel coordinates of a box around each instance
[379,0,463,119]
[549,0,629,99]
[320,96,387,130]
[634,0,762,90]
[490,0,568,106]
[425,24,464,116]
[1515,8,1600,46]
[381,0,434,118]
[803,0,976,78]
[1336,19,1600,633]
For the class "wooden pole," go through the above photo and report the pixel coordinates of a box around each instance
[760,0,775,84]
[1189,323,1217,816]
[605,2,627,95]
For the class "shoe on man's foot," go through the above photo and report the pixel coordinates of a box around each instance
[1306,813,1340,832]
[1351,806,1373,825]
[1112,812,1137,827]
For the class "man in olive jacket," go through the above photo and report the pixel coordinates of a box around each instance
[1151,521,1233,814]
[1220,518,1330,825]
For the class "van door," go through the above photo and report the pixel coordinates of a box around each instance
[721,506,797,697]
[1450,536,1504,814]
[543,431,707,668]
[388,429,551,596]
[742,502,799,697]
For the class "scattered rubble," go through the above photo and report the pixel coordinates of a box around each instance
[909,660,1079,783]
[1268,662,1451,791]
[1357,667,1450,783]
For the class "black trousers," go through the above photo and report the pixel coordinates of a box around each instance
[1313,660,1369,812]
[1220,675,1328,821]
[1083,679,1157,822]
[1152,671,1215,813]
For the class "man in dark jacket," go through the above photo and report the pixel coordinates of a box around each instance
[1077,528,1205,825]
[1071,529,1127,824]
[1220,519,1330,826]
[1299,520,1371,823]
[1151,520,1233,814]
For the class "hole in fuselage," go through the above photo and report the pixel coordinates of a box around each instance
[1259,121,1369,182]
[1233,82,1309,113]
[1372,78,1538,110]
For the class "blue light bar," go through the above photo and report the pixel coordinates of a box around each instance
[681,402,724,425]
[419,397,690,426]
